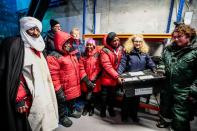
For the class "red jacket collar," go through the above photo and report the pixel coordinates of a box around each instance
[31,48,41,58]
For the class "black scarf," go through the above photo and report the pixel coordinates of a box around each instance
[0,37,32,131]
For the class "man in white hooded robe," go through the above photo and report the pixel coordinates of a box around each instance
[0,16,59,131]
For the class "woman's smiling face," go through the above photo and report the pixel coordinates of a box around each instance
[133,37,143,49]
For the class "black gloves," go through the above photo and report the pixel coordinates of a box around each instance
[82,76,95,90]
[15,100,26,111]
[15,100,29,114]
[56,88,66,104]
[151,68,157,74]
[91,79,96,84]
[82,76,96,100]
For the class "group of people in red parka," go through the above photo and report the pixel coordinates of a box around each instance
[44,22,125,127]
[44,19,154,128]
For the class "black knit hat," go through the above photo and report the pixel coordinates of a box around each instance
[106,32,117,45]
[50,19,59,28]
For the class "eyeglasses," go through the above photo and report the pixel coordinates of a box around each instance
[133,41,142,43]
[172,35,184,41]
[54,25,61,28]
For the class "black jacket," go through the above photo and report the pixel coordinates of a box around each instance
[0,37,32,131]
[44,30,56,55]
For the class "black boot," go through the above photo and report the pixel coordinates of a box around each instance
[156,117,171,128]
[121,113,128,122]
[108,107,116,117]
[121,108,128,122]
[121,96,129,122]
[89,105,94,116]
[89,109,94,116]
[56,88,72,127]
[100,94,107,117]
[60,116,72,127]
[129,96,139,122]
[82,104,88,116]
[100,107,106,117]
[131,116,139,123]
[82,107,88,116]
[70,109,81,118]
[58,105,72,127]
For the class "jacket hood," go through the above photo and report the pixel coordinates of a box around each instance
[103,32,120,51]
[102,34,107,46]
[54,31,72,52]
[106,32,117,45]
[102,34,114,51]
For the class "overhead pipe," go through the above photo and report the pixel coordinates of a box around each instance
[26,0,51,21]
[49,0,68,8]
[27,0,39,16]
[93,0,97,34]
[83,0,87,35]
[33,0,51,21]
[176,0,185,23]
[19,0,67,16]
[166,0,174,33]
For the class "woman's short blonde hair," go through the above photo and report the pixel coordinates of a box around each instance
[124,34,149,54]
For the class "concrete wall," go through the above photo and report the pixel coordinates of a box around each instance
[42,0,197,34]
[98,0,170,33]
[183,0,197,29]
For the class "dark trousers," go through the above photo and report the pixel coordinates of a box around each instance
[83,92,99,112]
[160,87,192,131]
[57,100,68,120]
[121,95,140,120]
[66,98,77,115]
[100,85,116,114]
[159,87,173,119]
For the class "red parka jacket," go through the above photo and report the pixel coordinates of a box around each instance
[16,75,32,113]
[79,49,102,93]
[47,31,81,100]
[100,44,123,86]
[16,49,41,113]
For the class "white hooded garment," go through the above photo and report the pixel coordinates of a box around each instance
[20,16,59,131]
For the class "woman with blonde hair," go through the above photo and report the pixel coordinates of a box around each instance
[118,34,156,122]
[124,34,149,56]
